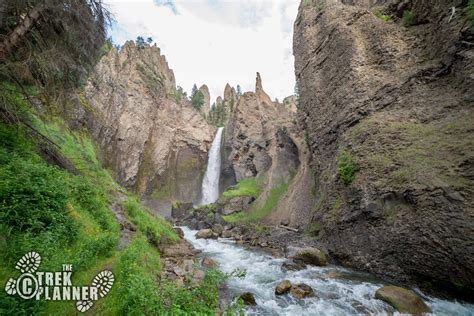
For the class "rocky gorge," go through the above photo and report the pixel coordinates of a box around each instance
[68,0,474,312]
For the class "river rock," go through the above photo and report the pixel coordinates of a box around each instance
[212,224,224,236]
[275,280,292,295]
[288,246,327,266]
[238,292,257,306]
[281,260,306,271]
[196,229,217,239]
[374,286,431,315]
[173,227,184,238]
[202,256,217,268]
[221,230,232,238]
[290,283,315,299]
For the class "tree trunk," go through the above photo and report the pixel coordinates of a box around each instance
[0,3,44,60]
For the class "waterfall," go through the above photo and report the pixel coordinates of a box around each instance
[200,127,224,205]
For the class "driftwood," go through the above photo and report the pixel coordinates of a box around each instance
[277,225,299,233]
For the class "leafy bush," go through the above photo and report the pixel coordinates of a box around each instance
[337,150,358,185]
[402,10,414,26]
[0,151,78,246]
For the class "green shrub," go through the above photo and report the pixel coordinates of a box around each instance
[402,10,414,26]
[0,156,78,244]
[373,8,392,22]
[222,177,262,199]
[337,150,358,185]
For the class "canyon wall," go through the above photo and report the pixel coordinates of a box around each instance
[294,0,474,298]
[82,41,214,213]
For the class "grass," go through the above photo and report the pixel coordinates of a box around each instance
[122,196,178,244]
[337,150,358,185]
[222,177,262,199]
[346,113,474,191]
[223,181,289,223]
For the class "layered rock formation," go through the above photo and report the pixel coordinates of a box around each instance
[83,41,214,213]
[220,73,316,227]
[294,0,474,298]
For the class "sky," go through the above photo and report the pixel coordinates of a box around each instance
[107,0,299,103]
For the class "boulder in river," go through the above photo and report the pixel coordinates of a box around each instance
[290,283,315,299]
[238,292,257,306]
[287,246,327,266]
[196,229,217,239]
[374,286,431,315]
[275,280,292,295]
[281,259,307,271]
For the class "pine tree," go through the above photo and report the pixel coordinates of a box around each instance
[190,84,204,111]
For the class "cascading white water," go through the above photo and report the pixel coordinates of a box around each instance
[181,227,474,316]
[200,127,224,205]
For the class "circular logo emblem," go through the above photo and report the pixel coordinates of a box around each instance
[16,273,38,299]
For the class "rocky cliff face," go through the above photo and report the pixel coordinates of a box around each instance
[294,0,474,298]
[199,84,211,115]
[219,73,317,227]
[83,41,213,213]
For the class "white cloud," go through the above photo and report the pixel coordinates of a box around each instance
[107,0,299,103]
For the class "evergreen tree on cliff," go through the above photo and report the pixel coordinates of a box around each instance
[190,84,204,111]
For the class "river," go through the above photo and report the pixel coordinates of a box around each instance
[182,226,474,316]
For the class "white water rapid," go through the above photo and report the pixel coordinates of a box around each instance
[181,227,474,316]
[200,127,224,205]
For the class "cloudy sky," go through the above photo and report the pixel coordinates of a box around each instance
[107,0,299,103]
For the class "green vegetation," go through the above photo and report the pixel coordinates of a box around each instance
[123,197,178,244]
[337,150,358,185]
[190,84,205,111]
[222,177,262,199]
[466,0,474,25]
[373,8,392,22]
[347,115,474,191]
[402,10,415,26]
[224,181,289,223]
[208,100,227,127]
[135,35,153,49]
[0,85,223,314]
